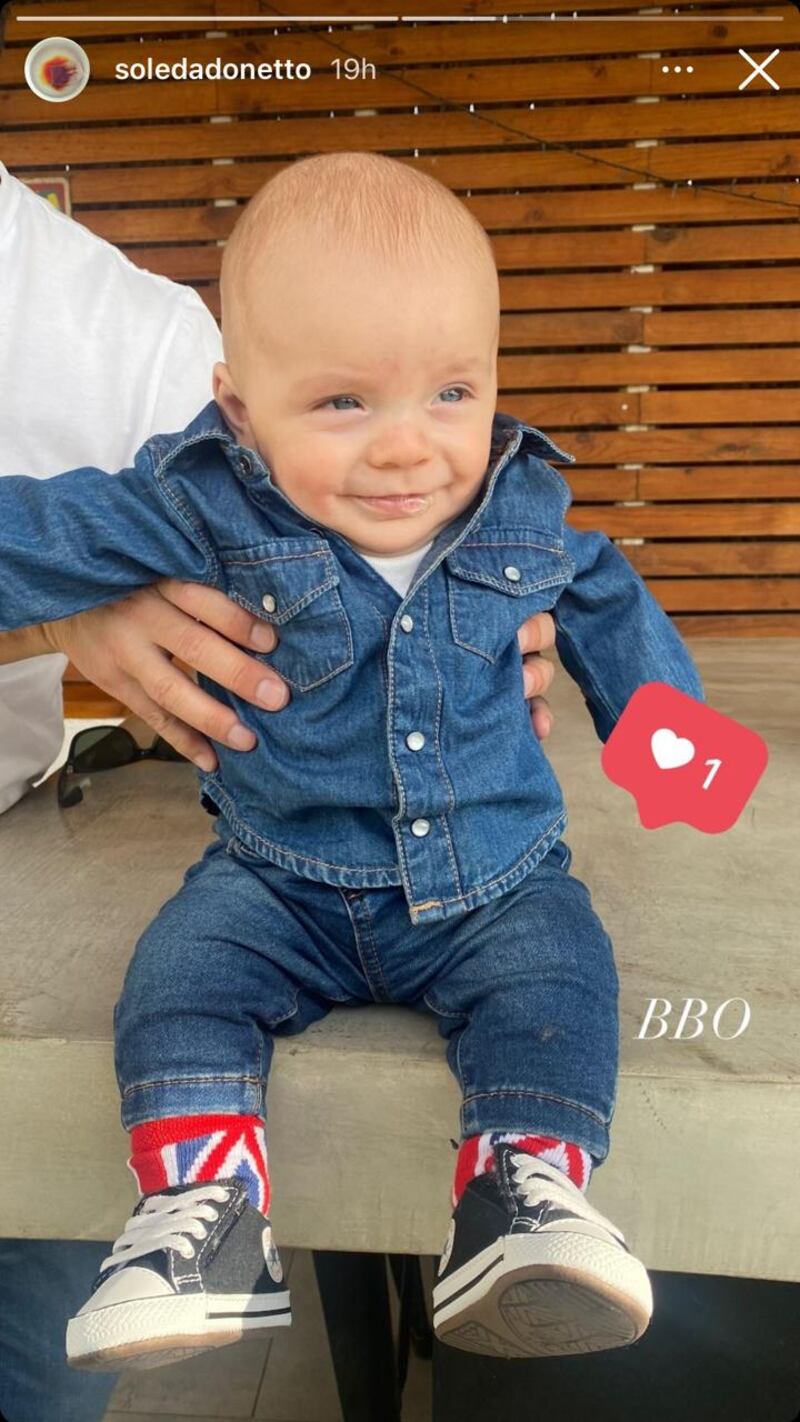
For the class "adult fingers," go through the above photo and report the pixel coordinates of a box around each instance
[109,669,222,772]
[517,610,556,656]
[528,696,554,742]
[521,652,555,701]
[122,586,289,712]
[158,578,278,653]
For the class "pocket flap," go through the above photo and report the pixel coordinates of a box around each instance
[446,531,573,597]
[222,538,340,624]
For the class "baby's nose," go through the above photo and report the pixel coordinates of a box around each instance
[368,421,431,467]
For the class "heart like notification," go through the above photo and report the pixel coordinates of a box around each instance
[601,682,768,833]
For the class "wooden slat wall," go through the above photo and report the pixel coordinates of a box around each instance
[3,0,799,707]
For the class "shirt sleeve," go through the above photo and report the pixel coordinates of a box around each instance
[146,298,223,436]
[554,523,705,743]
[0,439,219,631]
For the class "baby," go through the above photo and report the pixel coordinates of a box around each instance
[0,151,704,1372]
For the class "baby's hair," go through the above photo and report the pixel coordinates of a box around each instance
[220,151,498,373]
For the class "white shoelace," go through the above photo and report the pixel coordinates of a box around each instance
[99,1185,232,1274]
[509,1152,626,1243]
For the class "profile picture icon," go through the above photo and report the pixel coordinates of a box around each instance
[24,37,90,103]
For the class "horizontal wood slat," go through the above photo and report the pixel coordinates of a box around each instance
[625,542,800,575]
[672,615,800,635]
[69,206,800,268]
[645,579,800,612]
[568,503,800,536]
[502,425,800,464]
[5,98,800,168]
[571,468,800,500]
[56,145,800,204]
[169,269,800,314]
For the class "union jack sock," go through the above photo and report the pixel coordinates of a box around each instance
[452,1131,594,1208]
[129,1114,271,1216]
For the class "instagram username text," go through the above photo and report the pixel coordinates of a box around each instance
[116,56,312,81]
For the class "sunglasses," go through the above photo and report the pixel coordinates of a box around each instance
[57,725,187,808]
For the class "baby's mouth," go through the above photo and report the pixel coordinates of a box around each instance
[353,493,432,515]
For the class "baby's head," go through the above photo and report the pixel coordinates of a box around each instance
[213,152,499,557]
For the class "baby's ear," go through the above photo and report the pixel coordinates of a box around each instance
[213,363,248,436]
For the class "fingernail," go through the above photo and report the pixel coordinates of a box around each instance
[228,724,256,750]
[250,623,275,651]
[256,678,288,710]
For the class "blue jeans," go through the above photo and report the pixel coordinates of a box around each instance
[0,1239,117,1422]
[116,837,619,1162]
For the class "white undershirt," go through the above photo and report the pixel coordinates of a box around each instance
[0,161,224,814]
[360,541,434,598]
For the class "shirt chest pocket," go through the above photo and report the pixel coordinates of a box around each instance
[445,531,575,664]
[221,538,354,692]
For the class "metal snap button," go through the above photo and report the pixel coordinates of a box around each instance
[399,614,414,633]
[239,454,252,475]
[410,818,431,837]
[504,565,521,582]
[406,732,426,752]
[262,593,277,613]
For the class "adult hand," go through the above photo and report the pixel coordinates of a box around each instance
[517,611,557,742]
[42,579,289,773]
[41,585,557,771]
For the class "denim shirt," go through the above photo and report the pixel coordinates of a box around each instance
[1,400,704,924]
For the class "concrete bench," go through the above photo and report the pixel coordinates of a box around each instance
[1,639,797,1288]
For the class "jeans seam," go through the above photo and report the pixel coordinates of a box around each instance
[462,1088,611,1130]
[339,891,390,1003]
[422,993,473,1099]
[121,1072,264,1100]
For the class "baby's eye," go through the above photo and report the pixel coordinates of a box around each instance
[323,395,360,411]
[439,387,470,403]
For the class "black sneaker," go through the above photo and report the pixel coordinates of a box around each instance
[66,1179,291,1371]
[432,1146,652,1358]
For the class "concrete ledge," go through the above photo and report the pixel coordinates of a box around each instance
[1,640,797,1280]
[1,1026,797,1281]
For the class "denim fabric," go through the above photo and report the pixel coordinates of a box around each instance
[115,837,619,1162]
[0,1239,117,1421]
[0,400,704,923]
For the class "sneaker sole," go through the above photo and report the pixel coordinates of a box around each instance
[66,1290,291,1372]
[432,1232,652,1358]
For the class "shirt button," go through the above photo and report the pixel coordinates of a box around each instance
[405,732,426,752]
[410,818,431,837]
[504,565,521,582]
[399,614,414,633]
[239,454,252,475]
[262,593,277,613]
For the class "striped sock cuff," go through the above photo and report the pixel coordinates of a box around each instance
[453,1130,594,1207]
[129,1113,270,1216]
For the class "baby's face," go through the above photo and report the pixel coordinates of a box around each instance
[214,244,499,557]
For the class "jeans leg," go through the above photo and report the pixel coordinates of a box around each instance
[0,1239,117,1422]
[114,841,367,1129]
[417,851,620,1163]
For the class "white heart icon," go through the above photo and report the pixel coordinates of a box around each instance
[651,727,695,770]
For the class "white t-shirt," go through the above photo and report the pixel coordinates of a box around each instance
[361,541,434,598]
[0,161,224,813]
